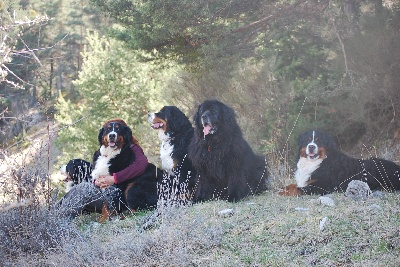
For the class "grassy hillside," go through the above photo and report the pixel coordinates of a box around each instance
[4,190,399,267]
[1,121,399,266]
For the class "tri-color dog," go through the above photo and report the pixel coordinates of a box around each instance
[280,130,400,196]
[148,106,197,205]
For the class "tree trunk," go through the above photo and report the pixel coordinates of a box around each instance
[375,0,383,17]
[57,59,63,97]
[343,0,360,32]
[49,58,53,98]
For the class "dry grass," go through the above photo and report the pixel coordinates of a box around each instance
[1,122,399,267]
[7,190,395,267]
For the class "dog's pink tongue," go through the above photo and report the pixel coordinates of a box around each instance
[152,122,163,129]
[109,142,116,147]
[203,125,211,136]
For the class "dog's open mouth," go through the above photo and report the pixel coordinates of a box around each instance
[108,141,117,148]
[203,123,216,137]
[151,122,164,129]
[307,153,320,160]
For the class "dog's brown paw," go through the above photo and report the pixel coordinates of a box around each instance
[279,184,303,196]
[99,203,112,223]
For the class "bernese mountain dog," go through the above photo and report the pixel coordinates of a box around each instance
[92,119,161,217]
[280,130,400,196]
[60,159,92,192]
[188,99,268,202]
[148,106,198,205]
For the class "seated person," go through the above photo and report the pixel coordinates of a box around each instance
[56,119,151,221]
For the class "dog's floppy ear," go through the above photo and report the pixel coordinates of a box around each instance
[319,131,338,150]
[165,107,176,132]
[297,132,308,147]
[123,125,133,146]
[97,127,104,146]
[193,104,201,127]
[167,106,191,133]
[221,101,236,125]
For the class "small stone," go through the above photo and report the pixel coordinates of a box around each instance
[319,217,329,231]
[345,180,372,200]
[218,208,234,217]
[318,196,335,207]
[294,207,309,211]
[367,204,382,210]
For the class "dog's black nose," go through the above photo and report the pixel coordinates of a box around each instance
[308,144,316,150]
[109,133,116,139]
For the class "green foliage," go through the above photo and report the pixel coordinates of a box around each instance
[55,96,95,161]
[267,25,329,83]
[92,0,266,68]
[56,31,169,162]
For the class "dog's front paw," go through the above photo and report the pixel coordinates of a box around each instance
[279,184,303,196]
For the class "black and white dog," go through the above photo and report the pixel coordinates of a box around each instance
[280,130,400,196]
[57,119,160,221]
[92,119,160,215]
[60,159,92,192]
[148,106,198,205]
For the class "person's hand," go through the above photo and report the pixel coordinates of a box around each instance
[95,175,115,189]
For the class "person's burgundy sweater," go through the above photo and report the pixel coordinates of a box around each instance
[113,144,148,184]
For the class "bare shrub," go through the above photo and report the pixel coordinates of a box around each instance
[46,206,222,266]
[266,149,295,190]
[157,171,194,209]
[0,205,82,264]
[0,126,85,265]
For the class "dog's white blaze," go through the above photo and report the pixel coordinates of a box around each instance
[295,157,323,187]
[108,130,117,139]
[108,123,118,139]
[158,131,175,175]
[91,145,121,182]
[306,130,318,156]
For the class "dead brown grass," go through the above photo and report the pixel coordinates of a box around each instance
[12,190,392,267]
[1,121,399,267]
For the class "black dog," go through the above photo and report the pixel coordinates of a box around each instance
[188,99,268,202]
[148,106,198,205]
[92,119,161,215]
[280,130,400,196]
[60,159,92,192]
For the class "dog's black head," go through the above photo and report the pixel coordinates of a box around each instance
[97,119,132,149]
[148,106,192,135]
[297,130,337,160]
[60,159,92,185]
[193,99,238,139]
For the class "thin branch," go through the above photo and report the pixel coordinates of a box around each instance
[18,37,43,66]
[0,199,33,212]
[1,63,33,86]
[1,117,32,123]
[230,0,306,34]
[334,22,349,77]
